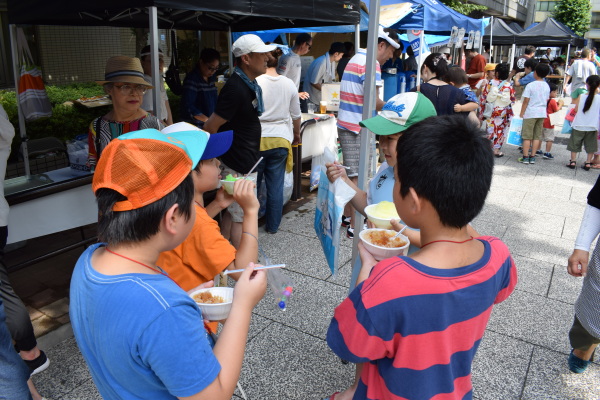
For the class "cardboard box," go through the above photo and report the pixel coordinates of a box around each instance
[321,83,341,111]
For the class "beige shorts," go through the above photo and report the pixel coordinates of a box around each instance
[521,118,544,141]
[220,163,258,223]
[542,127,555,142]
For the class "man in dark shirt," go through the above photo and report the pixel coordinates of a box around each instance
[180,48,220,127]
[205,34,275,247]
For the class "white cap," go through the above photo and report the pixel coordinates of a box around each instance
[439,46,451,54]
[378,26,400,49]
[232,34,277,57]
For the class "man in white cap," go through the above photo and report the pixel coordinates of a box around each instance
[337,26,400,238]
[205,34,275,248]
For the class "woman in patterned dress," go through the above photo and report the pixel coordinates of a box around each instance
[481,63,515,157]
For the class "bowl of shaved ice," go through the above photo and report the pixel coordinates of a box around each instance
[359,228,410,260]
[219,174,255,195]
[364,201,399,229]
[189,287,234,321]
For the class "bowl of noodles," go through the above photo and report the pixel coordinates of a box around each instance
[359,228,410,261]
[189,287,234,321]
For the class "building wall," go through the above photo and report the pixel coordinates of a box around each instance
[470,0,531,25]
[36,26,170,86]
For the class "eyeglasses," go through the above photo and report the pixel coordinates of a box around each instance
[207,65,220,72]
[112,84,148,95]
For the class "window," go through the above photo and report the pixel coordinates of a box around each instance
[536,1,557,11]
[592,12,600,29]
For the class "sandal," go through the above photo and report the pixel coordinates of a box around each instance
[494,152,504,158]
[567,160,576,169]
[582,162,592,171]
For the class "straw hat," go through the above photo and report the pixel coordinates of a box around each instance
[96,56,153,87]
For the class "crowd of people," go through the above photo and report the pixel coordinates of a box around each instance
[1,30,599,400]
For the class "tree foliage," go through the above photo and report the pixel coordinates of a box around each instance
[553,0,591,37]
[440,0,487,16]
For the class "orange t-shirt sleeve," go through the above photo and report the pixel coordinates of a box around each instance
[158,204,236,291]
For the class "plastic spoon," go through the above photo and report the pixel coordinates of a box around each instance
[245,156,264,177]
[391,224,408,239]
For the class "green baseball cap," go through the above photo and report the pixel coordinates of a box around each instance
[359,92,437,136]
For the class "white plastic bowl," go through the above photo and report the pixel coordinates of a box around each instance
[219,176,256,195]
[189,287,234,321]
[364,204,399,229]
[359,228,410,261]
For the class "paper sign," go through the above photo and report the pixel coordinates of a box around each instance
[456,28,466,48]
[321,83,341,111]
[466,31,475,49]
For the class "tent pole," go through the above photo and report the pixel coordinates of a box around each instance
[489,16,493,61]
[416,32,423,85]
[355,23,360,50]
[566,43,571,69]
[228,27,233,77]
[349,0,381,291]
[148,7,161,121]
[510,43,515,71]
[9,24,30,178]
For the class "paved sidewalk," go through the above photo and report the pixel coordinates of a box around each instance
[31,136,600,399]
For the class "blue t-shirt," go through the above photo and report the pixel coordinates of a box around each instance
[70,243,220,399]
[519,71,535,86]
[367,162,419,255]
[368,162,395,205]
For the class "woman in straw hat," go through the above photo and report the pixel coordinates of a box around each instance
[87,56,164,169]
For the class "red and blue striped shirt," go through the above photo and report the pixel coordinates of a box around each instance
[327,236,517,400]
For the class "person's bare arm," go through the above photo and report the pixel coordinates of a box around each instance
[165,100,173,126]
[375,87,385,111]
[224,178,259,281]
[325,162,368,214]
[467,72,484,80]
[310,82,322,91]
[454,102,479,112]
[519,97,530,119]
[292,118,301,145]
[178,265,267,400]
[205,188,234,219]
[204,113,228,134]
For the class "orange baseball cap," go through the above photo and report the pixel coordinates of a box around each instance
[92,128,209,212]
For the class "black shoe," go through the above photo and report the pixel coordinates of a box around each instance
[24,350,50,376]
[341,215,351,227]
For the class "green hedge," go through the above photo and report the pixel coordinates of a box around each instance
[0,83,181,161]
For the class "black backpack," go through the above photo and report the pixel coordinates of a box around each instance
[164,31,183,95]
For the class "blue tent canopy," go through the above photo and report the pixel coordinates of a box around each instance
[233,9,369,42]
[363,0,486,34]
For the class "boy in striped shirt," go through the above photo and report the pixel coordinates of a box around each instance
[327,115,517,400]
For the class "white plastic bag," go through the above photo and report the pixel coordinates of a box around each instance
[66,135,90,171]
[309,152,324,192]
[314,147,356,275]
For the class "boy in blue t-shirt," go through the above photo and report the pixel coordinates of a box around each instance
[69,128,267,399]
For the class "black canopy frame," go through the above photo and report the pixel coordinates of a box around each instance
[7,0,361,177]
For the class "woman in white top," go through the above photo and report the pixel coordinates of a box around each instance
[567,75,600,170]
[256,49,301,233]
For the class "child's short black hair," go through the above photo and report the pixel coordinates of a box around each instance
[548,82,558,92]
[96,174,194,245]
[445,66,468,85]
[495,63,509,80]
[523,58,538,71]
[395,115,493,228]
[535,63,550,78]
